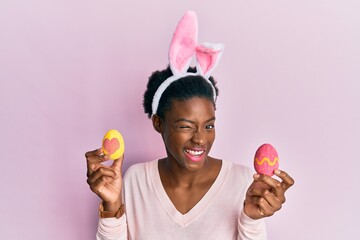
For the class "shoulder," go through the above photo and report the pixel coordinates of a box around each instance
[223,160,253,186]
[125,161,147,175]
[216,160,254,207]
[123,159,157,182]
[228,161,252,176]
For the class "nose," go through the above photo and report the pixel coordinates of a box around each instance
[191,128,206,145]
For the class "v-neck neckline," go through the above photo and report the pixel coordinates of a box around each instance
[150,159,230,227]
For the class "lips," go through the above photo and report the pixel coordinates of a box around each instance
[184,148,206,162]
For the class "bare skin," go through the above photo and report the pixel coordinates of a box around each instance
[85,96,294,218]
[153,97,221,214]
[244,169,294,219]
[158,157,222,214]
[86,150,124,212]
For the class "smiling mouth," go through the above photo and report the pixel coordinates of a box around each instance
[185,149,205,156]
[184,149,206,162]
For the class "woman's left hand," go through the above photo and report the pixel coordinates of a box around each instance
[243,169,294,219]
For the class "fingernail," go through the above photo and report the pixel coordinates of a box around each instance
[274,169,281,175]
[253,174,260,179]
[90,164,95,171]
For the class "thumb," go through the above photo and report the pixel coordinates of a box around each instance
[111,154,124,172]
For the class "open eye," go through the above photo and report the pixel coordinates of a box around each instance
[205,124,215,130]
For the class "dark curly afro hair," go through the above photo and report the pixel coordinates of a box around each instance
[143,66,219,119]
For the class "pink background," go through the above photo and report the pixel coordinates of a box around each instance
[1,0,359,239]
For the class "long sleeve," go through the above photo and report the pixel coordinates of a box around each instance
[96,214,128,240]
[238,210,267,240]
[95,160,267,240]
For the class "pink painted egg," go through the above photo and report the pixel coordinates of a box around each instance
[254,144,279,176]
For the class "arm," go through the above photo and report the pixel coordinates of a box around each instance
[85,149,127,240]
[244,169,294,219]
[238,169,294,239]
[97,216,128,240]
[238,209,267,240]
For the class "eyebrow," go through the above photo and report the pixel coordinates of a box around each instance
[175,117,216,124]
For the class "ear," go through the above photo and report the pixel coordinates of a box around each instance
[152,115,163,134]
[168,11,198,76]
[195,43,224,78]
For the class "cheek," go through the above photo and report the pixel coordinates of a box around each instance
[208,131,216,143]
[173,132,193,146]
[206,132,216,151]
[164,131,191,150]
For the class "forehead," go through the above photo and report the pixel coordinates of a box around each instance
[164,97,215,121]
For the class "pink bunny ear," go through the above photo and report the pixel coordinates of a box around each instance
[195,43,224,78]
[169,11,198,76]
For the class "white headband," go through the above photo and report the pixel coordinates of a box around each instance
[151,11,224,116]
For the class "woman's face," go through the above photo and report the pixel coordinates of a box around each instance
[157,97,216,171]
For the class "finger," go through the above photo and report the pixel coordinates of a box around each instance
[274,169,295,190]
[248,188,283,211]
[111,154,125,172]
[87,166,116,185]
[252,196,275,217]
[85,149,101,177]
[87,152,110,164]
[253,174,285,203]
[86,151,110,176]
[85,148,102,158]
[89,175,113,195]
[254,174,281,190]
[90,176,121,203]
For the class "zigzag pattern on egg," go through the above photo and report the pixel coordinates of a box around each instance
[254,157,279,166]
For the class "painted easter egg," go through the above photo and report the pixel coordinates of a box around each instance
[101,129,125,160]
[254,143,279,176]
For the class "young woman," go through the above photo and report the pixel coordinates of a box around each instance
[86,11,294,240]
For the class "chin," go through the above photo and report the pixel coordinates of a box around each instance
[183,155,208,170]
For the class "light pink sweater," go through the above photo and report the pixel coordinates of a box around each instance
[97,160,267,240]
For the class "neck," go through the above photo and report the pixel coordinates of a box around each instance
[160,157,212,188]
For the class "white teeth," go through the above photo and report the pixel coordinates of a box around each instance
[185,149,204,156]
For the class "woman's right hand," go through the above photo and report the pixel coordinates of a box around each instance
[86,149,124,212]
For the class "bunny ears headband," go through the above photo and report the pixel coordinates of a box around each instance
[151,11,225,116]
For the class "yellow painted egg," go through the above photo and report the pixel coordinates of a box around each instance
[101,129,125,160]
